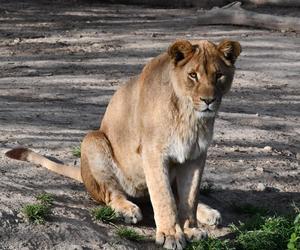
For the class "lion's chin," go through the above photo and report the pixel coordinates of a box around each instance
[195,110,216,119]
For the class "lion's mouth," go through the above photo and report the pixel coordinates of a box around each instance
[196,107,214,113]
[202,108,214,112]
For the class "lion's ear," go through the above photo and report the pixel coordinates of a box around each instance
[218,40,241,64]
[168,40,194,66]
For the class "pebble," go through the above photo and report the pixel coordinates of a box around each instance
[69,245,83,250]
[263,146,272,152]
[55,244,83,250]
[13,38,21,44]
[256,183,266,191]
[17,213,23,218]
[255,166,264,173]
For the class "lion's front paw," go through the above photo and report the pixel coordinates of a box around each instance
[156,224,186,250]
[197,203,222,226]
[184,227,208,241]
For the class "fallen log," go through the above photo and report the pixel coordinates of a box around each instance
[197,1,300,33]
[242,0,300,7]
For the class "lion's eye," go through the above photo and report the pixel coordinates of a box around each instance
[189,72,198,80]
[216,72,223,80]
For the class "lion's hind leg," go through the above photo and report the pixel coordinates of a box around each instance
[197,203,222,226]
[81,131,142,224]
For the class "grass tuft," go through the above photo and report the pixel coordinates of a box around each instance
[230,214,266,233]
[288,204,300,250]
[234,216,294,250]
[194,212,300,250]
[116,226,145,241]
[72,145,81,158]
[22,203,51,224]
[36,193,54,205]
[91,206,117,223]
[22,192,54,224]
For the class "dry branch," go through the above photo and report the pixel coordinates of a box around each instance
[197,2,300,33]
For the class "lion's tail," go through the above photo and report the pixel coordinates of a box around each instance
[5,148,83,183]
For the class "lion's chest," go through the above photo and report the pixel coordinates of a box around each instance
[167,126,212,164]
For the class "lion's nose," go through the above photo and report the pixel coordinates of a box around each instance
[200,97,216,105]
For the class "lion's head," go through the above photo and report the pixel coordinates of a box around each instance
[168,39,241,118]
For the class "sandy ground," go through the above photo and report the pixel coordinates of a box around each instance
[0,0,299,249]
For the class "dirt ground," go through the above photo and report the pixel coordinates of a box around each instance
[0,0,299,249]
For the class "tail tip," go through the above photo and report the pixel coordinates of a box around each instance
[5,148,30,161]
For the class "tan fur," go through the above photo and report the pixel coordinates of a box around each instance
[5,148,82,182]
[6,39,241,250]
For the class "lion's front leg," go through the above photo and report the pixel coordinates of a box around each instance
[143,150,186,250]
[176,157,207,241]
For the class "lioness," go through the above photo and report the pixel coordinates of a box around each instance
[6,39,241,249]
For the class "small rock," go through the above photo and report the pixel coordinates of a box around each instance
[230,147,239,152]
[69,245,83,250]
[290,162,299,169]
[263,146,272,152]
[13,38,21,44]
[56,245,83,250]
[283,150,293,157]
[256,183,266,191]
[255,166,264,173]
[296,152,300,160]
[238,159,244,164]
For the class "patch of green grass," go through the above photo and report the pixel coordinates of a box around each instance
[234,216,294,250]
[22,192,54,224]
[230,203,269,216]
[116,226,145,241]
[192,212,299,250]
[91,206,117,223]
[22,203,51,224]
[36,193,54,205]
[186,237,234,250]
[288,205,300,250]
[230,214,266,233]
[72,145,81,158]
